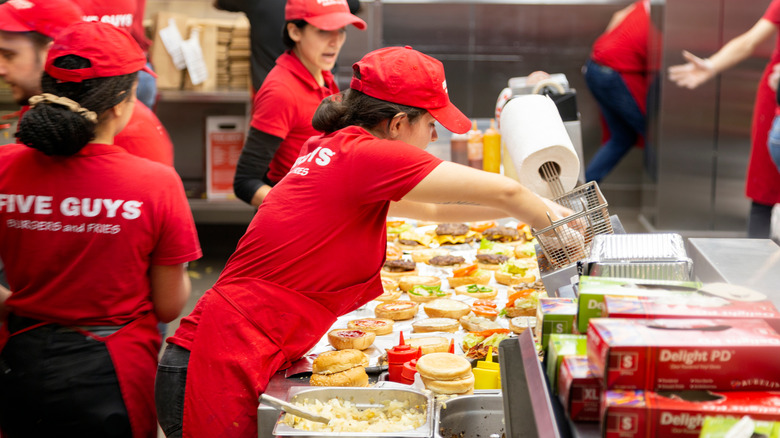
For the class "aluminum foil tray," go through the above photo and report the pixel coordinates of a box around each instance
[584,233,693,281]
[272,386,433,438]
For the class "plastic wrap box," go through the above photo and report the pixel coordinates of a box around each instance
[577,276,701,334]
[604,282,780,333]
[546,334,587,394]
[558,355,601,422]
[587,318,780,392]
[602,390,780,438]
[536,297,577,352]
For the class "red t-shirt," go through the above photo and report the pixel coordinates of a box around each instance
[0,143,201,326]
[115,101,175,167]
[170,126,442,349]
[746,0,780,205]
[250,51,339,184]
[74,0,151,52]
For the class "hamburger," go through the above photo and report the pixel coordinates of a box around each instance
[481,226,523,244]
[386,219,413,242]
[474,253,511,271]
[386,244,403,261]
[501,288,542,318]
[459,314,503,332]
[427,254,466,269]
[461,328,510,360]
[415,352,475,396]
[398,275,441,292]
[454,284,498,300]
[375,300,419,320]
[470,299,498,321]
[397,229,435,250]
[310,349,369,387]
[381,259,418,280]
[509,316,537,334]
[375,278,403,302]
[406,336,451,355]
[412,317,460,333]
[434,223,479,246]
[411,248,449,264]
[423,298,471,319]
[328,328,376,350]
[407,284,452,303]
[494,259,537,286]
[348,318,395,336]
[447,264,491,288]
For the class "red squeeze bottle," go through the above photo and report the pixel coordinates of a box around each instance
[449,339,455,354]
[400,347,423,384]
[387,332,417,383]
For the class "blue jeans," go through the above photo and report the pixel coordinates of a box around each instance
[584,59,646,183]
[136,62,158,109]
[768,114,780,173]
[155,343,191,438]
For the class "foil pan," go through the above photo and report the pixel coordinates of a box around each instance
[584,233,693,281]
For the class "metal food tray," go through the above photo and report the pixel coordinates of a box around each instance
[584,233,693,281]
[272,386,433,438]
[532,181,613,269]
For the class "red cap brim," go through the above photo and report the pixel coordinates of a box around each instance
[141,65,157,79]
[305,12,366,31]
[428,102,471,134]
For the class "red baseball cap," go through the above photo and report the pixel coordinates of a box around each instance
[0,0,83,38]
[350,46,471,134]
[285,0,366,31]
[45,22,155,83]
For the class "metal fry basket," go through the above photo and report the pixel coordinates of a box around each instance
[532,181,613,269]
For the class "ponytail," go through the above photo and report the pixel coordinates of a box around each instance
[312,89,426,134]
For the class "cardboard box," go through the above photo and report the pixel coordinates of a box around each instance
[205,116,247,199]
[546,334,587,394]
[603,282,780,333]
[587,318,780,391]
[536,297,577,351]
[577,276,702,334]
[603,390,780,438]
[699,416,780,438]
[558,355,601,422]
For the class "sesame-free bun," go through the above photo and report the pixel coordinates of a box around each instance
[459,314,503,332]
[416,352,473,381]
[412,318,460,333]
[411,248,449,264]
[347,318,395,336]
[494,270,536,286]
[327,329,376,350]
[420,374,476,395]
[312,349,369,374]
[374,288,403,302]
[374,301,419,320]
[399,275,441,292]
[423,298,471,319]
[509,316,537,334]
[310,365,369,387]
[381,267,419,280]
[447,270,491,289]
[454,284,498,300]
[406,336,450,355]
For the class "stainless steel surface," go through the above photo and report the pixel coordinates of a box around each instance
[434,393,504,438]
[271,386,433,438]
[259,393,330,424]
[687,238,780,309]
[648,0,773,233]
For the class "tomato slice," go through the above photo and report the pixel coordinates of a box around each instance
[507,289,534,304]
[453,264,478,278]
[470,221,497,233]
[473,299,497,309]
[472,305,498,318]
[470,328,510,338]
[386,220,405,228]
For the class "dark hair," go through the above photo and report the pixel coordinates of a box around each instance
[282,20,307,50]
[27,31,52,51]
[17,55,136,156]
[312,89,427,134]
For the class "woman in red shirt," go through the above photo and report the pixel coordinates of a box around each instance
[155,46,570,438]
[232,0,366,206]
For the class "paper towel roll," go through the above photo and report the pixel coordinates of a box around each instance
[499,95,580,199]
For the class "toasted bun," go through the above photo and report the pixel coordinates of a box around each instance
[310,366,369,387]
[476,262,503,271]
[406,336,450,355]
[459,314,503,332]
[454,284,498,300]
[399,275,441,292]
[423,298,471,319]
[312,349,369,374]
[374,301,419,320]
[386,245,403,261]
[509,316,537,334]
[447,270,492,288]
[408,289,453,303]
[374,288,402,302]
[421,374,475,395]
[412,318,460,333]
[381,267,419,280]
[503,306,537,318]
[327,329,376,350]
[494,270,536,286]
[411,248,449,264]
[347,318,395,336]
[416,352,473,381]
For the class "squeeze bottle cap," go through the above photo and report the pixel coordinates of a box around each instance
[387,331,416,363]
[473,346,501,389]
[476,346,500,371]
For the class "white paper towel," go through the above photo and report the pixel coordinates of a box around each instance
[499,95,580,199]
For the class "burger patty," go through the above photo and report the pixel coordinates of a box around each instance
[428,255,466,266]
[482,226,521,242]
[435,223,469,236]
[476,253,510,265]
[383,259,416,272]
[398,239,420,246]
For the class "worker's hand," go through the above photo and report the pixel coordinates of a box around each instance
[541,197,573,223]
[769,63,780,91]
[667,50,715,89]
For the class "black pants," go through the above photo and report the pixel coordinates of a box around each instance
[155,343,191,438]
[0,315,131,438]
[748,201,773,238]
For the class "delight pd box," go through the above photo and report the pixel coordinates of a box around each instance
[587,318,780,391]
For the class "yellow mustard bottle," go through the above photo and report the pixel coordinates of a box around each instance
[483,118,501,173]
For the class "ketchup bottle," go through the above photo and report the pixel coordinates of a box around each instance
[467,120,483,170]
[387,332,418,383]
[400,347,422,385]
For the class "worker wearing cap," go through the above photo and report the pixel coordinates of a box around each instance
[232,0,366,207]
[0,21,201,438]
[0,0,175,167]
[156,46,569,438]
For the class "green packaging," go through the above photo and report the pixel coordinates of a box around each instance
[546,334,587,394]
[699,416,780,438]
[577,276,701,334]
[535,297,577,351]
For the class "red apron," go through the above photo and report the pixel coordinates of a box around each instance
[0,312,161,438]
[181,276,380,438]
